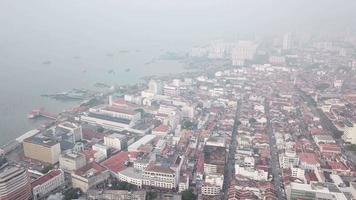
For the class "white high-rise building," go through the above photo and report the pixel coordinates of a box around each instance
[283,33,294,50]
[148,80,163,95]
[104,133,127,150]
[231,41,258,66]
[208,40,232,59]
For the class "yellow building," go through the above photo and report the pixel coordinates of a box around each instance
[23,136,61,164]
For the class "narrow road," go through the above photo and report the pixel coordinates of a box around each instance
[222,99,241,200]
[265,99,287,200]
[297,88,356,165]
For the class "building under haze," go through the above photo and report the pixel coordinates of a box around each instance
[0,161,32,200]
[23,136,61,164]
[283,33,294,50]
[231,41,258,66]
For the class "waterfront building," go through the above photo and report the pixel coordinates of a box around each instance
[23,136,61,164]
[80,105,141,131]
[57,122,83,143]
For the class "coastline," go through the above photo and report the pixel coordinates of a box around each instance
[0,58,199,150]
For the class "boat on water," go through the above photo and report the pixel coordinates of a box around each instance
[27,109,42,119]
[42,60,52,65]
[125,68,131,72]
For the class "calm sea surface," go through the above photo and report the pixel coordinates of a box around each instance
[0,0,234,145]
[0,47,190,145]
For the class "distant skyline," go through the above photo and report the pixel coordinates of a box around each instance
[1,0,356,51]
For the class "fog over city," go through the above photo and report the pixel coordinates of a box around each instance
[0,1,356,200]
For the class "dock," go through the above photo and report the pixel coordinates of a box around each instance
[28,109,57,120]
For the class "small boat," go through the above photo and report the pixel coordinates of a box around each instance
[42,61,52,65]
[125,68,131,72]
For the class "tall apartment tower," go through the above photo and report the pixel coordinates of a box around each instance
[0,162,32,200]
[283,33,294,50]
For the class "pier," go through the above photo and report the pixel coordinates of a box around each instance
[28,109,57,120]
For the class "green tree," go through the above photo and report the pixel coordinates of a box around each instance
[347,144,356,151]
[146,191,158,200]
[135,108,146,116]
[63,188,81,200]
[97,126,105,133]
[182,189,197,200]
[41,164,53,174]
[182,120,196,130]
[249,117,257,124]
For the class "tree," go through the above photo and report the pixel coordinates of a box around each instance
[135,108,146,116]
[182,120,196,130]
[182,189,197,200]
[63,188,81,200]
[315,83,330,91]
[249,117,257,124]
[347,144,356,152]
[111,180,137,191]
[41,164,53,174]
[146,191,158,200]
[97,126,105,133]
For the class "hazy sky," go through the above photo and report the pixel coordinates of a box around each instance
[0,0,355,144]
[0,0,355,60]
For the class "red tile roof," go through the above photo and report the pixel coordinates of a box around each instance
[75,162,106,176]
[83,149,97,162]
[101,151,129,173]
[328,161,348,171]
[82,128,104,140]
[104,106,138,115]
[31,170,62,188]
[153,124,171,133]
[319,144,341,153]
[299,153,319,165]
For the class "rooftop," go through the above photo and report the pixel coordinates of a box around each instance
[87,112,131,125]
[31,170,62,188]
[119,167,143,179]
[145,164,175,174]
[0,165,25,180]
[103,106,138,116]
[75,162,106,177]
[101,151,129,173]
[24,135,59,147]
[299,153,319,165]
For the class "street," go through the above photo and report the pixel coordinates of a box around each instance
[222,99,241,200]
[265,99,287,200]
